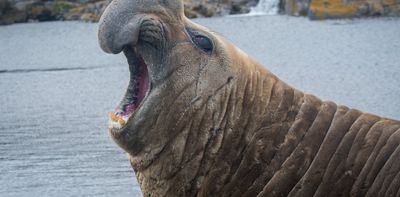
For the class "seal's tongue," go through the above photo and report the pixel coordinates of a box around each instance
[109,48,150,128]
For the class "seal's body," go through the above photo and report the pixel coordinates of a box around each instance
[98,0,400,196]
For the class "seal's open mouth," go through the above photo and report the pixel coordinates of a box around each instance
[109,46,150,128]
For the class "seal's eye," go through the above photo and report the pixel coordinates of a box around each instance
[192,35,213,53]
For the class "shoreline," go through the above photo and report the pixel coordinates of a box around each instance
[1,0,399,25]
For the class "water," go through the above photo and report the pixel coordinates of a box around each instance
[0,22,142,197]
[1,17,400,196]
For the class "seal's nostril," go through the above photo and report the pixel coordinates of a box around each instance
[98,1,144,54]
[105,19,142,54]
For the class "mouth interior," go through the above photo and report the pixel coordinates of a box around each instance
[110,46,150,126]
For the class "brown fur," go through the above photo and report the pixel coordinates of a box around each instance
[98,0,400,196]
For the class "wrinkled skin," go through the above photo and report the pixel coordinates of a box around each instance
[98,0,400,196]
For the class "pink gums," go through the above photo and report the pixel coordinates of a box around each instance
[118,61,149,121]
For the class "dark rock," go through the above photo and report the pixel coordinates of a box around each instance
[0,0,10,16]
[0,10,27,25]
[0,0,28,25]
[30,4,53,21]
[230,2,251,14]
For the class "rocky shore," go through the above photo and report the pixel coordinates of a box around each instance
[1,0,399,25]
[0,0,258,25]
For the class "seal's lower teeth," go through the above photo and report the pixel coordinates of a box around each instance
[109,112,119,122]
[109,112,127,127]
[118,118,126,126]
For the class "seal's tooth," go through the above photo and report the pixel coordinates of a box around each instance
[118,118,126,126]
[109,112,119,122]
[108,119,122,130]
[108,112,127,129]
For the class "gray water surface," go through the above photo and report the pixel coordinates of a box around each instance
[1,16,399,196]
[0,22,140,197]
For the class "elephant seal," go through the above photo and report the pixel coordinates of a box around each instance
[98,0,400,196]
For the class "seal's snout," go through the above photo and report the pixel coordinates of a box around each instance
[98,0,145,54]
[99,17,142,54]
[98,0,184,54]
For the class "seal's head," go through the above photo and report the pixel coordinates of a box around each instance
[98,0,246,170]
